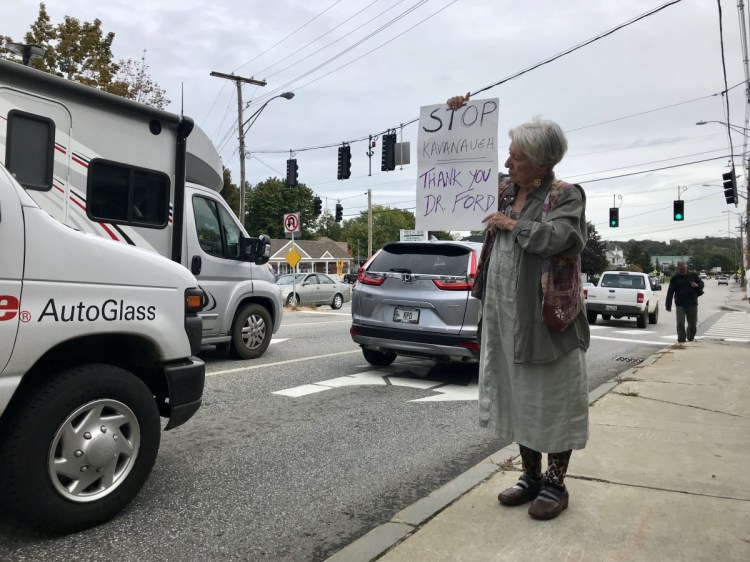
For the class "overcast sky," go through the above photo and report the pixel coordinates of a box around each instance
[5,0,749,244]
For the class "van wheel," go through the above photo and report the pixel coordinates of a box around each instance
[231,303,272,359]
[362,348,397,366]
[586,311,597,325]
[331,294,344,309]
[286,293,299,307]
[0,364,160,533]
[602,314,611,321]
[648,304,659,325]
[636,309,648,329]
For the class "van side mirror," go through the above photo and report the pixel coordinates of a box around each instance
[240,234,271,265]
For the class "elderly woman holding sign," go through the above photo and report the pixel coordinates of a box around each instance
[447,93,590,520]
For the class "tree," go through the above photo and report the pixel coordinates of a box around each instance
[341,205,416,260]
[220,167,240,216]
[625,243,651,272]
[2,3,168,108]
[313,211,343,241]
[581,222,608,280]
[244,177,317,239]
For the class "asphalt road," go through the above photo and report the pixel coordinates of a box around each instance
[0,283,733,561]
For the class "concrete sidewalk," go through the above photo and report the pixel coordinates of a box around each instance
[328,286,750,562]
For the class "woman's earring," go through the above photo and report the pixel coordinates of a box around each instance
[533,178,542,188]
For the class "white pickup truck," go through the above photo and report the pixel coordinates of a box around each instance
[584,271,661,328]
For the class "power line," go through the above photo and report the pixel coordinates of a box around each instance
[256,0,407,78]
[234,0,347,73]
[244,0,687,155]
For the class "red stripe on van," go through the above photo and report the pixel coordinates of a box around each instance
[55,145,67,154]
[99,223,119,241]
[72,156,89,168]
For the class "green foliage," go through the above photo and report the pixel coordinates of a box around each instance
[624,242,652,272]
[614,236,739,273]
[341,205,416,261]
[313,211,343,241]
[3,3,168,108]
[244,177,317,239]
[581,222,608,280]
[220,167,240,215]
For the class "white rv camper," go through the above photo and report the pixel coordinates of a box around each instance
[0,59,283,359]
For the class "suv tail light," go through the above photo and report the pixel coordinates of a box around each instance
[359,269,387,286]
[637,292,644,303]
[432,250,476,291]
[358,250,387,286]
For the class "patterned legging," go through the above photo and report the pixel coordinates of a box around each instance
[519,444,572,487]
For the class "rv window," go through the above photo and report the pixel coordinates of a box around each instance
[192,196,243,259]
[193,197,223,256]
[5,110,55,191]
[219,204,242,260]
[87,159,169,227]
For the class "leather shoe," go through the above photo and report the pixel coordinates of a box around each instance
[497,474,542,506]
[528,483,569,520]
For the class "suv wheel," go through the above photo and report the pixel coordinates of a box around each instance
[362,348,396,366]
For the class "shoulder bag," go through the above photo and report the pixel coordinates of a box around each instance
[540,181,584,332]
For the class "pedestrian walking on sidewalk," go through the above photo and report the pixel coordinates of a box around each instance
[665,261,704,343]
[448,94,590,520]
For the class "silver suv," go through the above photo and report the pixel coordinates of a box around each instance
[350,240,482,366]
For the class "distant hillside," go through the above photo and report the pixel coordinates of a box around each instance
[611,237,738,258]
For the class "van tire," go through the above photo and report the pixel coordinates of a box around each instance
[586,311,597,324]
[0,364,160,534]
[230,303,272,359]
[331,294,344,309]
[602,314,611,321]
[362,348,397,366]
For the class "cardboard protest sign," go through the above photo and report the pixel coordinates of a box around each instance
[415,98,499,231]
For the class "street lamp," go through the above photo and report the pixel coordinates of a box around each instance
[238,92,294,221]
[3,42,44,66]
[696,120,750,138]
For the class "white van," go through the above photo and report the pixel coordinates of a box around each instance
[0,162,205,532]
[0,59,283,359]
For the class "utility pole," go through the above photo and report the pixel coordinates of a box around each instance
[210,71,267,222]
[367,188,373,258]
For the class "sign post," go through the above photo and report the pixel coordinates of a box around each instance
[284,213,301,305]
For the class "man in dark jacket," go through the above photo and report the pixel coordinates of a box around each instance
[665,261,704,342]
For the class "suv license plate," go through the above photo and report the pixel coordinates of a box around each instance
[605,305,618,311]
[394,306,420,324]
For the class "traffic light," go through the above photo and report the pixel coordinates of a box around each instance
[313,196,322,217]
[335,203,343,222]
[609,207,619,228]
[673,200,684,221]
[337,145,352,180]
[722,168,737,205]
[286,158,298,187]
[381,133,396,171]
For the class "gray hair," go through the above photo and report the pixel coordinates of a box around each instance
[508,116,568,169]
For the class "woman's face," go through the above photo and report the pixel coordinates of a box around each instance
[504,141,549,188]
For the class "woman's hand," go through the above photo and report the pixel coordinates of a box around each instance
[447,92,470,110]
[482,211,515,234]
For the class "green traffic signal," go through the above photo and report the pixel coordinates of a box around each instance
[609,207,619,227]
[673,200,684,221]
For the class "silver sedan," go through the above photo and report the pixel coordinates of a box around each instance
[276,273,351,309]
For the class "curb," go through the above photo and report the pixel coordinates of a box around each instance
[325,357,664,562]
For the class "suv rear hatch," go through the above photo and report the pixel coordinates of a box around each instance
[353,242,480,336]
